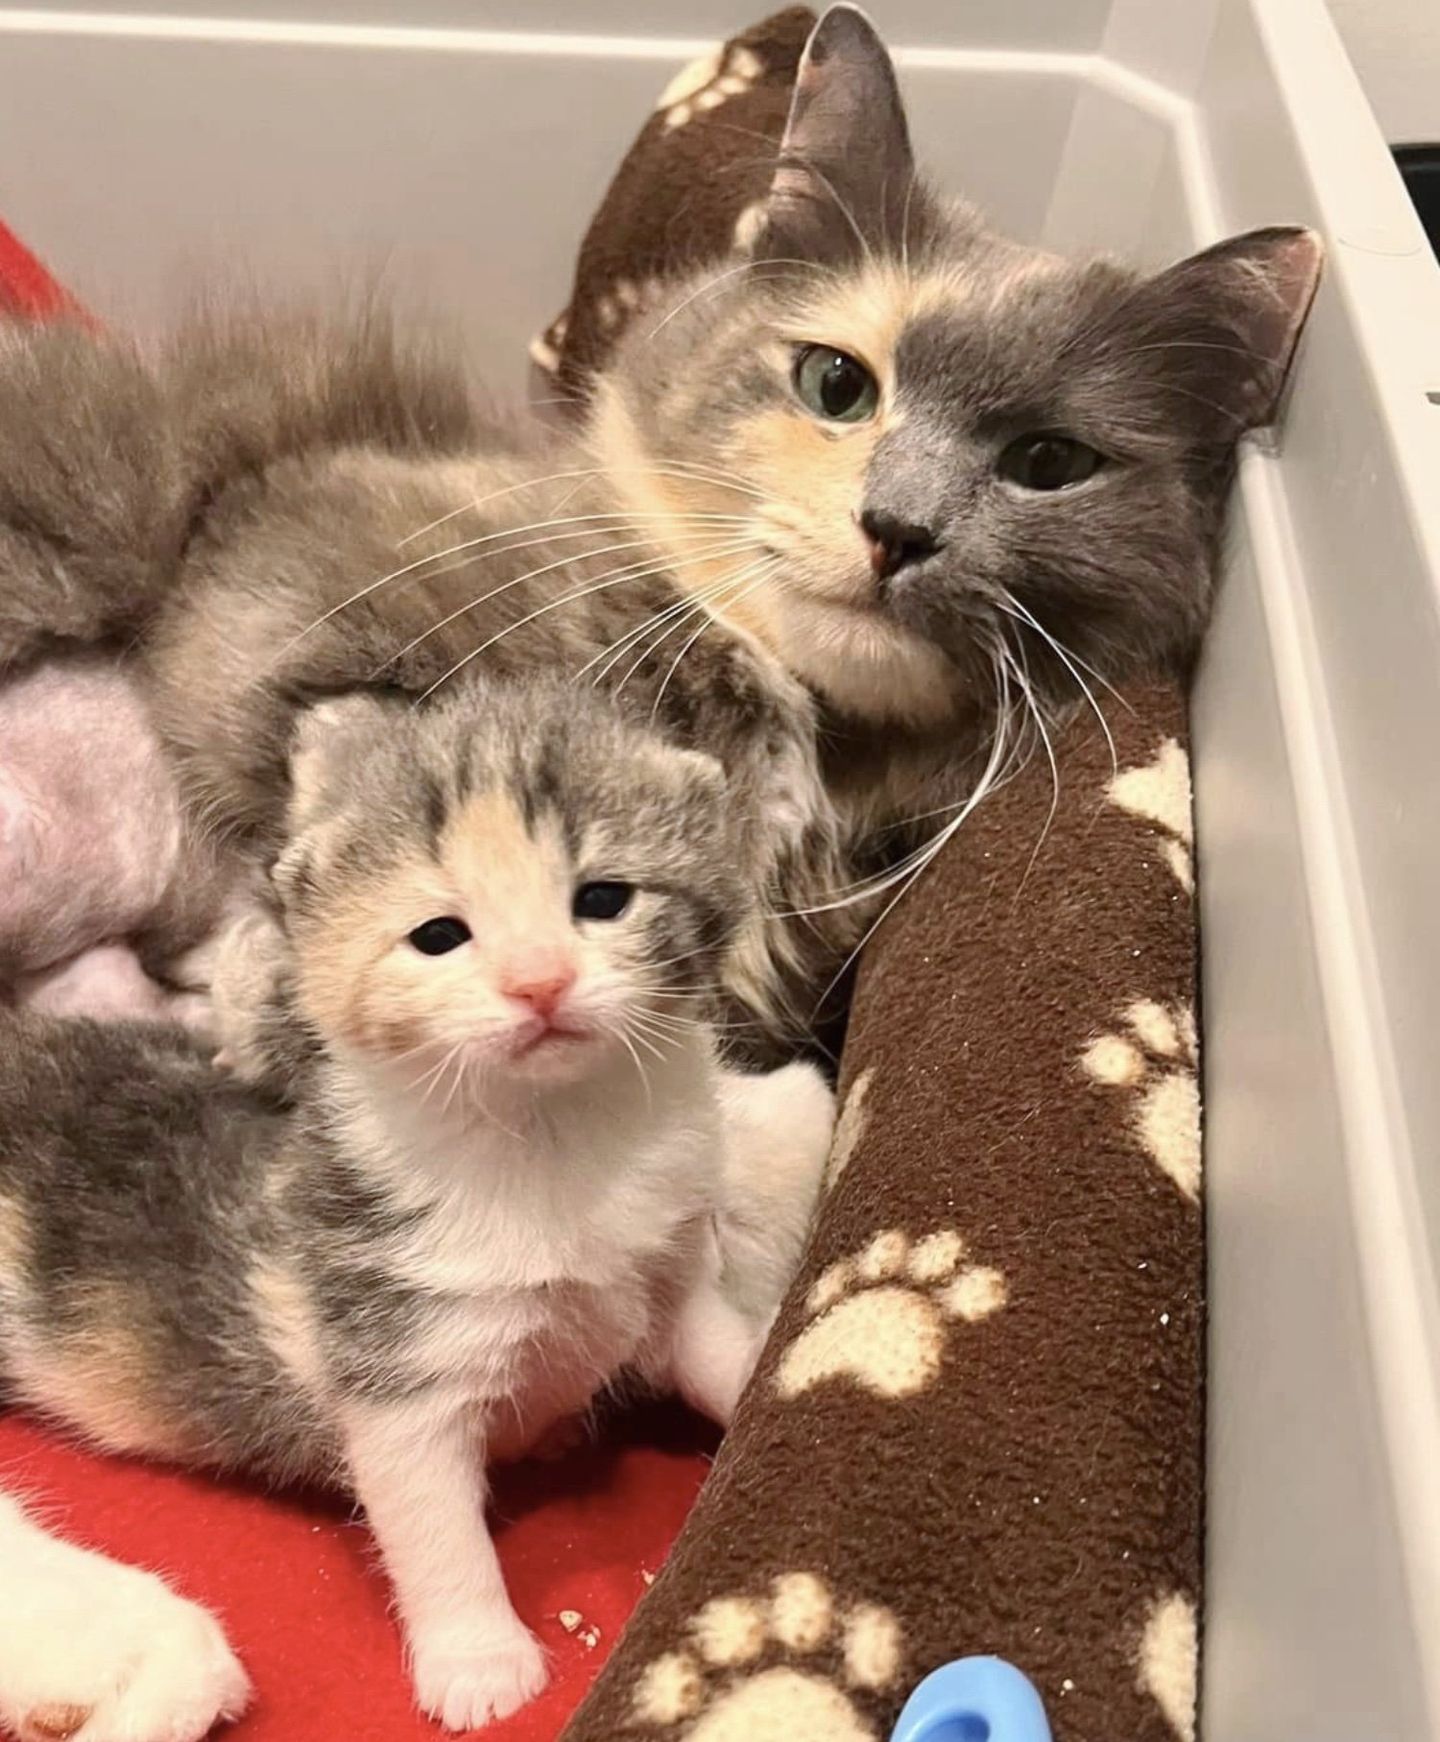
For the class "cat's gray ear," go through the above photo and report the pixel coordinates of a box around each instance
[754,5,916,262]
[1136,226,1324,429]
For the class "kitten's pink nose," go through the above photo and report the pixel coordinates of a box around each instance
[500,961,577,1020]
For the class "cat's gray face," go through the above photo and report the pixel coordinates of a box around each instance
[271,681,740,1093]
[592,5,1321,731]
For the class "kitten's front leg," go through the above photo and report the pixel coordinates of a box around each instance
[342,1398,547,1731]
[667,1271,771,1429]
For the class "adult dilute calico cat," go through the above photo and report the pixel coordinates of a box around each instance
[0,6,1319,1057]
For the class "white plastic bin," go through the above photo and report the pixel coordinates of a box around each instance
[1,4,1437,1735]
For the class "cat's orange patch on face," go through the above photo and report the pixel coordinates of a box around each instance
[728,406,879,623]
[778,262,971,403]
[438,790,541,908]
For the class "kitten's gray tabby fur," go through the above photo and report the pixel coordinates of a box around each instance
[0,677,807,1728]
[0,8,1320,1055]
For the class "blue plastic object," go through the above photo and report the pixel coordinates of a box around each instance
[890,1656,1053,1742]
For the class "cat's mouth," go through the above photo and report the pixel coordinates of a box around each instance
[509,1017,592,1060]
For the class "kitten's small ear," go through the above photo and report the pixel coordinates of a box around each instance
[1139,226,1325,430]
[287,692,393,827]
[754,5,916,262]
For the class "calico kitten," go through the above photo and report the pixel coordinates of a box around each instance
[0,7,1320,1054]
[0,680,832,1731]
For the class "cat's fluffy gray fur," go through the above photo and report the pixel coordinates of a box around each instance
[0,10,1320,1058]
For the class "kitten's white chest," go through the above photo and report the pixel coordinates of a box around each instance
[344,1041,721,1444]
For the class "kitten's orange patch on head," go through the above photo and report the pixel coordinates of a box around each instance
[293,789,576,1065]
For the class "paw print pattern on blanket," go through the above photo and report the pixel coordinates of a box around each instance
[775,1229,1007,1400]
[655,41,765,132]
[1107,736,1194,893]
[1082,1000,1201,1202]
[631,1573,900,1739]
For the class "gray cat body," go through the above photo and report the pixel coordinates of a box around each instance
[0,8,1320,1055]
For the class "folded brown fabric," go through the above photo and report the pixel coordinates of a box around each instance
[532,7,813,399]
[562,693,1201,1742]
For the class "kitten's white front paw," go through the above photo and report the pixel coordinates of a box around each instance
[0,1532,250,1742]
[410,1616,548,1731]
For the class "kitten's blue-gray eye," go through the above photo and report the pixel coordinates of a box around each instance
[997,434,1105,491]
[573,881,634,922]
[792,345,879,423]
[409,916,471,955]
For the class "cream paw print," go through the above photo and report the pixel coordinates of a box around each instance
[775,1228,1007,1401]
[631,1573,901,1739]
[655,42,765,132]
[1107,736,1194,893]
[1081,999,1201,1203]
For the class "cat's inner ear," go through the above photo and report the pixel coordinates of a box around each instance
[1131,226,1325,431]
[754,5,916,263]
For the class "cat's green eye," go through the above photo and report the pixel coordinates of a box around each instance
[997,434,1105,491]
[792,345,879,424]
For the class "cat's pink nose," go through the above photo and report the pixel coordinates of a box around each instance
[501,962,577,1020]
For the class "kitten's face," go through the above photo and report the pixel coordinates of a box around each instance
[592,6,1320,730]
[275,687,736,1098]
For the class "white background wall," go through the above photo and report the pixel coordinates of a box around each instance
[1328,0,1440,143]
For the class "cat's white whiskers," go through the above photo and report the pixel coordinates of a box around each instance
[597,561,757,692]
[383,534,758,679]
[996,591,1117,775]
[414,539,768,702]
[577,543,772,686]
[995,643,1061,878]
[610,1024,655,1108]
[805,679,1017,1019]
[614,555,777,701]
[396,464,766,550]
[645,259,827,341]
[646,560,781,720]
[281,511,751,661]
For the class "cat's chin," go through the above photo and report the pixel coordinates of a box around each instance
[774,592,958,728]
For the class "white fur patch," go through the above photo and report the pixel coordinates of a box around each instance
[0,1493,251,1742]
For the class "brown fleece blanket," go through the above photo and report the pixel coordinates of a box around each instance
[537,18,1203,1739]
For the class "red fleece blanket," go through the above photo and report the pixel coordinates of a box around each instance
[0,226,712,1741]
